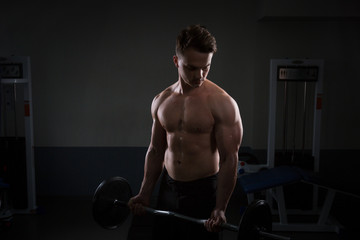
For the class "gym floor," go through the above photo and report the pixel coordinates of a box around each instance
[0,195,350,240]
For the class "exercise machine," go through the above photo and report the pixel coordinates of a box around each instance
[0,56,36,214]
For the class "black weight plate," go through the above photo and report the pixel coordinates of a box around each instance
[237,200,272,240]
[93,177,132,229]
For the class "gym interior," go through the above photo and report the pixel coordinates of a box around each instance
[1,0,360,239]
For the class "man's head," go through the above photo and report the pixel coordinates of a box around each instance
[174,25,217,89]
[175,25,217,57]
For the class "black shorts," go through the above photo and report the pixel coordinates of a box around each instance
[153,169,219,240]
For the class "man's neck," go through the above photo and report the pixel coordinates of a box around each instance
[176,78,203,95]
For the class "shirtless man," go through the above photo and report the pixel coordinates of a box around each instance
[128,25,243,240]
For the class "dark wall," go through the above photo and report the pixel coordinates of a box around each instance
[35,147,147,196]
[1,1,359,149]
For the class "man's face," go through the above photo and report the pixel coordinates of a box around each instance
[174,48,213,88]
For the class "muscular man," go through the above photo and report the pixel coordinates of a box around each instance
[128,25,243,240]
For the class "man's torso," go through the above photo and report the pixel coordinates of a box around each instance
[156,80,225,181]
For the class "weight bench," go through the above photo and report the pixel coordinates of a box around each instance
[237,166,360,233]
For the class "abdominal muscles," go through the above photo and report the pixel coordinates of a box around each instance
[164,131,219,181]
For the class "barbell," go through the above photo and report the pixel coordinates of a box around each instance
[92,177,291,240]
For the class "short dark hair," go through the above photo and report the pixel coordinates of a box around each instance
[175,25,217,56]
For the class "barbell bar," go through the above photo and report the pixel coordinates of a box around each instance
[93,177,291,240]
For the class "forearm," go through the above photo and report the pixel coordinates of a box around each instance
[138,147,164,197]
[215,153,238,211]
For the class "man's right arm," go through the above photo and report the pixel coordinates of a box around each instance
[128,95,167,214]
[138,117,167,199]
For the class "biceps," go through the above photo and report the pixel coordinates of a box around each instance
[215,121,242,160]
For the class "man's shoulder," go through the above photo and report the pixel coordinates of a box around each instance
[151,84,176,113]
[205,80,232,102]
[154,84,175,102]
[205,81,239,120]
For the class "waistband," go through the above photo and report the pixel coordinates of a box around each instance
[163,168,218,192]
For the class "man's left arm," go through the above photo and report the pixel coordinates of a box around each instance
[205,95,243,232]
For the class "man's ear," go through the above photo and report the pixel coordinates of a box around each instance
[173,55,179,68]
